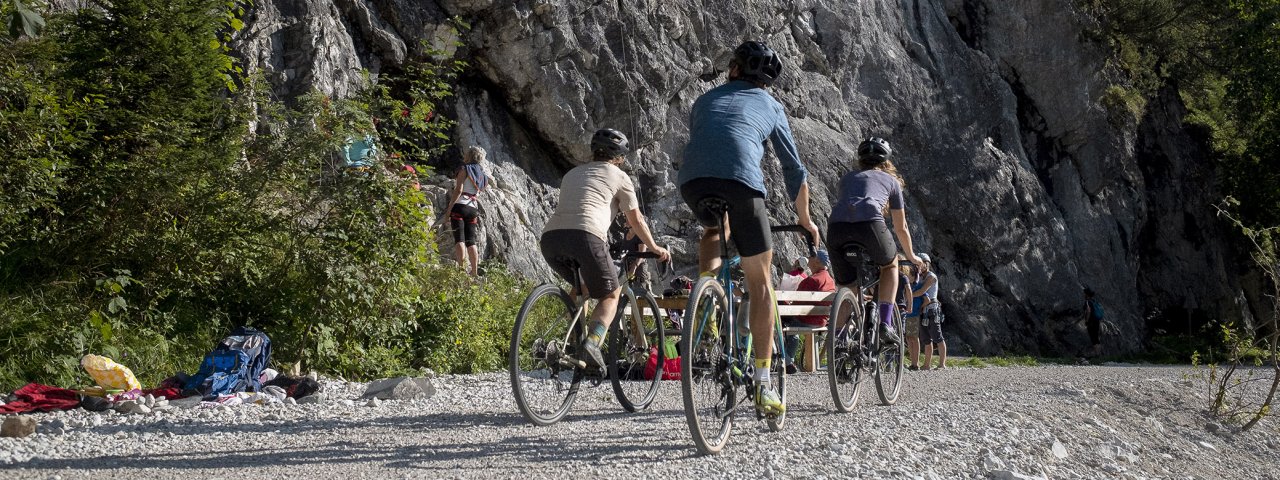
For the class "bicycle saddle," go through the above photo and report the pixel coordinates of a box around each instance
[696,197,731,216]
[840,244,873,264]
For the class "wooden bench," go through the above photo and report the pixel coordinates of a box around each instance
[625,291,835,373]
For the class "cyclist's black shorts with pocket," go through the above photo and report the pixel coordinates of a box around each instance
[540,229,618,299]
[679,177,771,257]
[828,220,897,285]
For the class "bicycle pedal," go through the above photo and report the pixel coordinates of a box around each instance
[559,356,587,369]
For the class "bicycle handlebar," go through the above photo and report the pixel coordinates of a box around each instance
[770,225,817,257]
[624,250,672,276]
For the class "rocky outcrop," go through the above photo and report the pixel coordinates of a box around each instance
[230,0,1251,355]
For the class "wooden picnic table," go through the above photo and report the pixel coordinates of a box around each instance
[637,291,835,372]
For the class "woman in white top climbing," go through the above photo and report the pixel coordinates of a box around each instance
[444,145,488,276]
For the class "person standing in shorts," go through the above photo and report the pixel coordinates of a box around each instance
[679,40,819,417]
[541,129,671,368]
[444,146,489,276]
[900,260,923,370]
[912,254,945,369]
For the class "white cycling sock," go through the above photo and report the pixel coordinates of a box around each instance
[753,364,770,383]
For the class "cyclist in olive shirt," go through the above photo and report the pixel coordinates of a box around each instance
[541,129,670,369]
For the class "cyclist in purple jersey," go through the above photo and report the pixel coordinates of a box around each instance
[827,138,923,345]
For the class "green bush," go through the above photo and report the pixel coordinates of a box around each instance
[0,0,524,391]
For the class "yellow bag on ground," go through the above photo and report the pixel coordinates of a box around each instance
[81,354,142,391]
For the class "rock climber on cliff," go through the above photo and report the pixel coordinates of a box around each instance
[678,40,819,417]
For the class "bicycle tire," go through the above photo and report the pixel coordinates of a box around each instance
[827,287,864,412]
[609,290,664,412]
[510,283,581,426]
[681,276,735,455]
[875,303,906,405]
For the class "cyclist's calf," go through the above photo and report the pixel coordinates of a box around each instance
[740,251,776,361]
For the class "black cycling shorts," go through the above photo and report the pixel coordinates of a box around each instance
[450,204,480,246]
[679,178,771,257]
[540,229,618,299]
[828,220,897,285]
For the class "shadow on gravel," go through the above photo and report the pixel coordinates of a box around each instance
[18,409,696,472]
[80,411,530,439]
[22,419,689,472]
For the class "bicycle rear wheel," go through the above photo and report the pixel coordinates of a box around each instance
[875,303,906,405]
[681,276,735,455]
[827,287,864,412]
[609,290,664,412]
[510,283,581,426]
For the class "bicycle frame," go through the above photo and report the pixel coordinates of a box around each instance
[559,250,665,370]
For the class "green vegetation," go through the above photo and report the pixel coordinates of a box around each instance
[0,0,522,390]
[1085,0,1280,430]
[943,356,1067,368]
[1084,0,1280,227]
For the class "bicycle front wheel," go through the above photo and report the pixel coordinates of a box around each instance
[510,283,581,426]
[875,303,906,405]
[609,290,664,412]
[827,287,864,412]
[681,276,735,455]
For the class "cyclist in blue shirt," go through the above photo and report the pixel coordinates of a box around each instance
[679,41,818,417]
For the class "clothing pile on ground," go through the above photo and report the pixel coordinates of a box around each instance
[0,326,321,416]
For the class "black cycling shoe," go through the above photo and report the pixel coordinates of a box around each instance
[580,340,606,369]
[880,322,902,346]
[785,362,798,375]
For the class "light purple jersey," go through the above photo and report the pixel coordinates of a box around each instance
[829,169,903,224]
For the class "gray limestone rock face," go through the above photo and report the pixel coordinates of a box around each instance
[225,0,1251,355]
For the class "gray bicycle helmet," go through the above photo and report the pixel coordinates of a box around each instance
[591,128,629,159]
[732,41,783,86]
[857,137,893,164]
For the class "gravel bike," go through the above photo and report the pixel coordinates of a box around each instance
[509,250,667,426]
[826,245,910,412]
[679,197,814,454]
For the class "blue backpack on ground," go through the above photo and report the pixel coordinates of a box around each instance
[184,326,272,399]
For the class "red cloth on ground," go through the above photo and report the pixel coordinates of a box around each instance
[796,269,836,326]
[0,383,81,414]
[142,387,186,400]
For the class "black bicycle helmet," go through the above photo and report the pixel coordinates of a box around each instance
[732,41,783,86]
[857,137,893,164]
[591,128,629,160]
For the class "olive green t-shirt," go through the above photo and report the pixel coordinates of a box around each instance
[543,162,639,241]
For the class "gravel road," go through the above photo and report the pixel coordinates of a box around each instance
[2,364,1278,479]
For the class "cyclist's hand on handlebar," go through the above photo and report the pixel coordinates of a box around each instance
[801,220,820,248]
[649,245,671,263]
[908,254,924,272]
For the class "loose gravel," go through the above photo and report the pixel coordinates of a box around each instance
[2,364,1278,478]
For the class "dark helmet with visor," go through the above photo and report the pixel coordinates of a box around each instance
[591,128,629,160]
[857,137,893,165]
[732,41,783,86]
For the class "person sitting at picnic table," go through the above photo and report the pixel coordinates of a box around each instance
[781,249,835,374]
